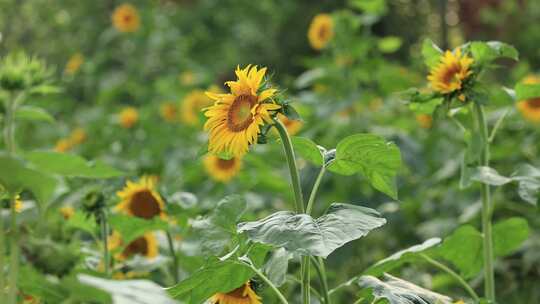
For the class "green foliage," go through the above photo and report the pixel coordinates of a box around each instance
[291,136,324,167]
[470,41,519,65]
[108,214,168,245]
[15,106,55,123]
[421,39,443,68]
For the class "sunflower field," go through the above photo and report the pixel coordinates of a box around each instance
[1,0,540,303]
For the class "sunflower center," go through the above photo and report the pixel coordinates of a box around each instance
[227,95,257,132]
[226,285,247,298]
[441,64,462,86]
[123,14,132,23]
[123,237,148,257]
[318,25,329,40]
[528,98,540,109]
[130,190,161,219]
[216,158,236,170]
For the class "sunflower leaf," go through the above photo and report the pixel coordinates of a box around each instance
[421,38,443,68]
[470,41,518,65]
[108,214,168,245]
[237,203,386,258]
[15,105,55,123]
[25,151,124,178]
[515,82,540,100]
[291,136,324,166]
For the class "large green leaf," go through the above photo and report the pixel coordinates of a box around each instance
[364,238,441,276]
[25,151,124,178]
[291,136,324,166]
[437,218,529,278]
[470,41,518,65]
[421,38,443,68]
[327,134,401,199]
[166,259,253,304]
[470,166,512,186]
[515,82,540,100]
[66,211,98,237]
[79,274,174,304]
[0,153,57,204]
[358,274,452,304]
[108,214,168,245]
[15,105,55,123]
[263,248,291,287]
[237,203,386,258]
[191,195,246,255]
[511,164,540,205]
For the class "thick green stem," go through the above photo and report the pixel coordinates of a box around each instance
[306,166,326,215]
[473,103,495,302]
[420,254,479,302]
[273,119,304,213]
[100,211,110,277]
[166,230,179,283]
[3,94,17,155]
[7,196,18,304]
[246,261,289,304]
[311,256,331,304]
[274,118,310,304]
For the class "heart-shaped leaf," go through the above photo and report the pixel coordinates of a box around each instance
[25,151,124,178]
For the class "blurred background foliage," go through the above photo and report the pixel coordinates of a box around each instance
[1,0,539,303]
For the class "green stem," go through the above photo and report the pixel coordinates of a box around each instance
[311,256,331,304]
[246,261,289,304]
[0,201,5,298]
[420,254,479,302]
[7,195,18,304]
[166,230,179,283]
[273,119,304,213]
[306,166,326,215]
[274,118,310,304]
[3,94,16,155]
[100,211,110,277]
[473,103,495,302]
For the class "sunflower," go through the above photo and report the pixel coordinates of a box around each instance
[64,53,84,75]
[14,195,23,212]
[204,154,242,183]
[160,102,178,123]
[70,128,87,144]
[203,65,280,157]
[109,231,158,261]
[181,90,213,125]
[116,176,166,220]
[60,206,75,219]
[517,75,540,123]
[54,138,73,152]
[179,71,196,86]
[119,107,139,128]
[416,114,433,129]
[112,3,140,33]
[210,282,261,304]
[277,113,302,135]
[428,48,473,94]
[308,14,334,50]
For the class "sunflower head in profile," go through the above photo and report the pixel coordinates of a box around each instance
[119,106,139,128]
[428,48,473,95]
[203,65,280,157]
[210,281,261,304]
[112,3,140,33]
[116,176,166,219]
[181,89,213,126]
[160,102,178,123]
[277,113,302,135]
[204,154,242,183]
[64,53,84,75]
[308,14,334,50]
[109,231,158,261]
[517,75,540,123]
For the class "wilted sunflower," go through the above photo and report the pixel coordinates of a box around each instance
[112,3,140,33]
[308,14,334,50]
[181,89,213,125]
[64,53,84,75]
[119,107,139,128]
[116,176,166,219]
[203,65,280,157]
[210,282,261,304]
[428,48,473,94]
[277,113,302,135]
[160,102,178,123]
[203,154,242,183]
[109,231,158,261]
[416,114,433,129]
[517,75,540,123]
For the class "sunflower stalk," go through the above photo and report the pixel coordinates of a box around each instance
[165,230,179,283]
[244,259,289,304]
[99,210,110,277]
[473,102,496,302]
[273,118,310,304]
[7,195,19,304]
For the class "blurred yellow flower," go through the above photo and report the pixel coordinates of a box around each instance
[181,89,213,126]
[416,114,433,129]
[54,138,73,152]
[517,75,540,123]
[109,231,158,261]
[112,3,140,33]
[308,14,334,50]
[428,48,473,94]
[179,71,196,86]
[70,128,87,144]
[210,282,261,304]
[277,113,302,135]
[15,195,23,213]
[204,154,242,183]
[204,65,280,157]
[112,270,142,280]
[160,102,178,122]
[64,53,84,75]
[119,106,139,128]
[116,176,166,220]
[60,206,75,219]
